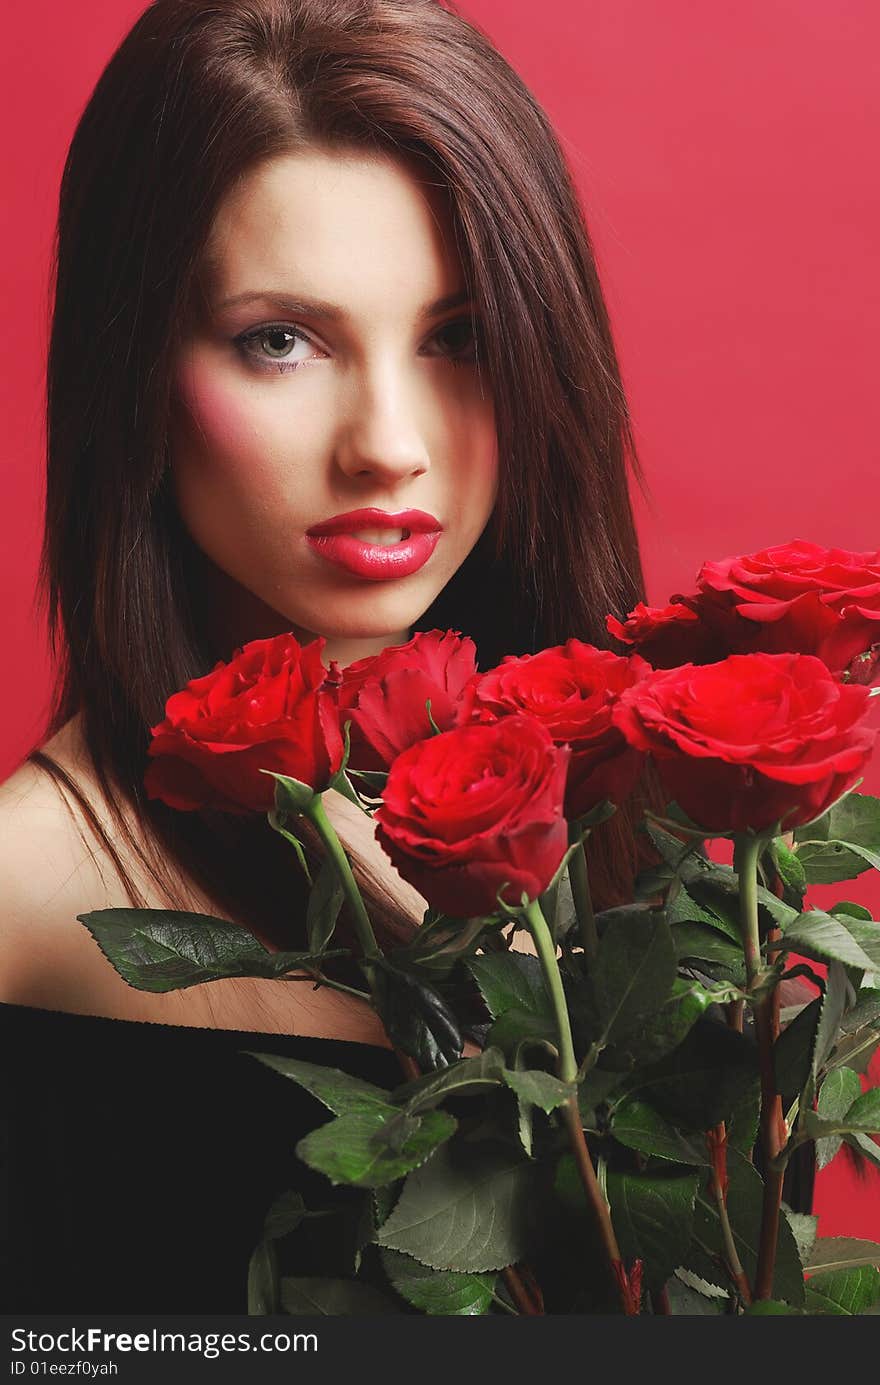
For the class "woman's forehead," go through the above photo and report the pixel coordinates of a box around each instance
[199,148,464,324]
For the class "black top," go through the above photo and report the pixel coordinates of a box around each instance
[0,1001,403,1314]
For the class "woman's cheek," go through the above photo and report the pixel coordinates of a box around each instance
[174,358,298,496]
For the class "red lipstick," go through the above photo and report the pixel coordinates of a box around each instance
[305,508,442,581]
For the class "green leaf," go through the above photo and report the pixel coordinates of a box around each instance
[643,822,712,883]
[794,797,880,885]
[667,883,741,941]
[267,771,318,815]
[390,1048,508,1115]
[794,842,874,885]
[601,977,715,1072]
[242,1053,393,1117]
[794,790,877,844]
[845,1132,880,1167]
[795,792,880,874]
[267,809,313,885]
[578,1067,626,1123]
[804,1266,880,1315]
[348,768,389,796]
[247,1190,309,1315]
[831,901,874,922]
[812,960,853,1082]
[280,1277,400,1314]
[375,1140,537,1273]
[688,866,798,933]
[247,1240,279,1316]
[781,909,876,972]
[396,913,491,981]
[773,837,807,894]
[592,901,661,939]
[773,997,820,1113]
[296,1107,457,1187]
[816,1068,863,1169]
[465,952,552,1023]
[671,922,745,974]
[836,915,880,971]
[606,1167,701,1293]
[306,856,345,955]
[77,908,346,992]
[828,1022,880,1077]
[664,1275,726,1314]
[486,1007,557,1061]
[501,1068,575,1114]
[805,1237,880,1273]
[370,956,463,1069]
[540,866,577,947]
[625,1017,759,1131]
[803,1104,879,1140]
[833,838,880,874]
[841,988,880,1034]
[610,1097,711,1166]
[687,1147,805,1306]
[372,1183,398,1231]
[825,980,880,1074]
[328,770,365,810]
[262,1189,309,1242]
[782,1208,819,1265]
[379,1248,495,1315]
[727,1078,762,1155]
[594,910,678,1045]
[844,1086,880,1132]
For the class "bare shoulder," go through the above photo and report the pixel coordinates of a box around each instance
[0,733,180,1018]
[0,717,395,1045]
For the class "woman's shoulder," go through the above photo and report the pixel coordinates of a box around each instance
[0,723,110,997]
[0,718,191,1020]
[0,714,394,1045]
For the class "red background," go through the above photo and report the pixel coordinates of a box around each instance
[2,2,878,1238]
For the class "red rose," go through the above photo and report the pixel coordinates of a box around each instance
[145,633,343,813]
[459,640,651,819]
[612,651,877,834]
[375,714,569,917]
[606,601,728,669]
[338,629,478,772]
[609,541,880,685]
[696,540,880,683]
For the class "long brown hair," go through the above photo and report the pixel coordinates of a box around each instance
[30,0,660,955]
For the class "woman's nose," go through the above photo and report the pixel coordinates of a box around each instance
[333,368,431,483]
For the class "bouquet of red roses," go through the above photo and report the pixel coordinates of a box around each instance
[81,540,880,1315]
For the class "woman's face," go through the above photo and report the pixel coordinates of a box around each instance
[169,147,498,668]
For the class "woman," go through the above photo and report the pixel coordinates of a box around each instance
[0,0,659,1312]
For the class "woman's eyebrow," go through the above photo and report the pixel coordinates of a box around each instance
[213,288,473,321]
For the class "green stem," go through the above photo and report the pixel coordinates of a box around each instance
[707,1126,752,1307]
[733,833,784,1302]
[568,827,598,964]
[522,897,630,1314]
[281,971,372,1003]
[732,834,762,987]
[523,898,578,1082]
[489,1290,520,1316]
[307,795,382,960]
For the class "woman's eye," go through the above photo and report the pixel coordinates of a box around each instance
[428,316,479,365]
[234,324,318,372]
[233,316,481,373]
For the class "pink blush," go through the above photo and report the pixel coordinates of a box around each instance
[179,364,254,450]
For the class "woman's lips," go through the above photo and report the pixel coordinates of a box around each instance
[306,529,441,580]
